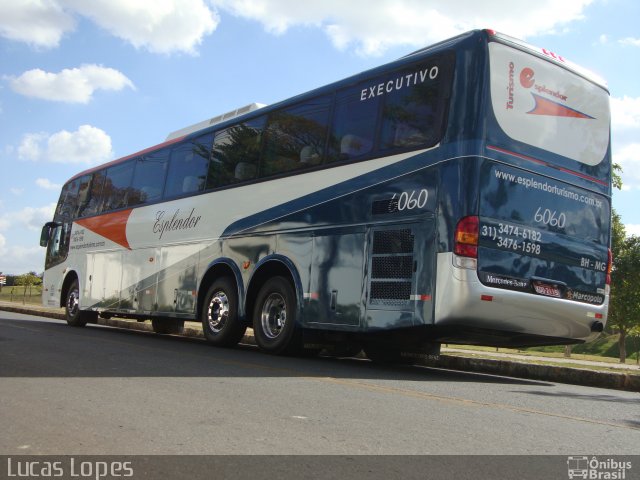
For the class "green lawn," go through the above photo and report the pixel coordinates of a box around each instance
[0,285,43,306]
[447,331,640,364]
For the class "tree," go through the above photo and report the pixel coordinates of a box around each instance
[607,163,640,363]
[608,222,640,363]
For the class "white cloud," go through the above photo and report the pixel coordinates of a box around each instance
[62,0,219,54]
[18,125,113,164]
[0,0,219,54]
[0,204,52,274]
[212,0,594,55]
[619,37,640,47]
[0,204,56,233]
[0,244,45,275]
[0,0,75,48]
[611,96,640,130]
[0,204,56,274]
[614,143,640,191]
[625,224,640,237]
[0,0,594,56]
[36,178,62,190]
[610,96,640,190]
[8,64,134,104]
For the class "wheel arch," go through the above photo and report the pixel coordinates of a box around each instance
[246,255,304,326]
[60,270,79,308]
[198,258,245,320]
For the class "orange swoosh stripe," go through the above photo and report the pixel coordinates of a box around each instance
[76,209,133,250]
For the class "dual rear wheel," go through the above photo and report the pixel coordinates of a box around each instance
[201,275,303,355]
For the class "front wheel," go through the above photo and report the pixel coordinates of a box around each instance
[252,276,301,355]
[65,279,95,327]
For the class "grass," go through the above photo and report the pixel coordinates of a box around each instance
[446,333,640,365]
[0,285,43,306]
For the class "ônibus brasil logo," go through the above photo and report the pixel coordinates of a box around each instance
[567,456,632,479]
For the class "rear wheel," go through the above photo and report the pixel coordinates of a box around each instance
[253,276,301,355]
[201,277,246,347]
[65,279,95,327]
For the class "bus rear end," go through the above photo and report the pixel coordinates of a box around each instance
[434,32,611,347]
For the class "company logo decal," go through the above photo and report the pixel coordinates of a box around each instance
[506,62,595,119]
[153,208,201,240]
[528,93,595,119]
[76,209,133,250]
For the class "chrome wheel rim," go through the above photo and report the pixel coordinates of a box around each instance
[207,290,229,333]
[67,288,79,317]
[260,293,286,339]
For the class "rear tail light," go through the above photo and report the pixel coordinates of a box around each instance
[455,216,479,258]
[606,248,613,285]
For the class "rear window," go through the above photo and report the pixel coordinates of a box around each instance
[489,42,610,173]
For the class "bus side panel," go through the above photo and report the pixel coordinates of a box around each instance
[120,247,160,312]
[86,250,122,309]
[156,243,202,314]
[306,230,366,328]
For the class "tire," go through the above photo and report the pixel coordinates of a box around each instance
[151,318,185,335]
[252,276,301,355]
[201,277,246,347]
[65,278,95,327]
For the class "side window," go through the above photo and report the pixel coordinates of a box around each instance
[379,59,449,150]
[262,96,331,177]
[129,151,169,206]
[210,116,265,188]
[165,133,213,198]
[77,171,106,218]
[101,161,135,212]
[55,180,80,221]
[328,85,380,163]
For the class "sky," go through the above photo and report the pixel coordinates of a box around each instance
[0,0,639,275]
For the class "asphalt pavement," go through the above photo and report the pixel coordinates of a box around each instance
[0,300,638,392]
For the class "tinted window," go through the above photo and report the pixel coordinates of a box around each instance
[262,96,331,176]
[165,134,213,198]
[329,54,452,161]
[129,150,169,206]
[379,62,444,150]
[101,161,134,211]
[328,86,379,162]
[77,171,106,218]
[55,180,81,221]
[210,116,266,187]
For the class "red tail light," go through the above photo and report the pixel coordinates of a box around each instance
[606,248,613,285]
[455,216,479,258]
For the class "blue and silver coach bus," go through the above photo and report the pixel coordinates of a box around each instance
[40,29,611,362]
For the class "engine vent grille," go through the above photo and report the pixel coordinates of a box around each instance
[369,229,415,306]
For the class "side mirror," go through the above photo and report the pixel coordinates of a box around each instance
[40,222,61,247]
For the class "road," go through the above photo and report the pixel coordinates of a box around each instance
[1,310,639,456]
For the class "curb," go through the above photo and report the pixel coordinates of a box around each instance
[2,304,638,392]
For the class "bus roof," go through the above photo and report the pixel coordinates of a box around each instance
[66,29,607,184]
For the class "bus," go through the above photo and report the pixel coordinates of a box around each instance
[40,29,612,362]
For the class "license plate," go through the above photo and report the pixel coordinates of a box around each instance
[533,282,561,298]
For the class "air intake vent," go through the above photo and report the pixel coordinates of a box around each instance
[369,229,415,306]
